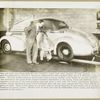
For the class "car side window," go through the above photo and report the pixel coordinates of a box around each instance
[43,20,55,31]
[54,21,68,30]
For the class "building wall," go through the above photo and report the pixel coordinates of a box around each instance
[0,9,6,38]
[3,8,98,34]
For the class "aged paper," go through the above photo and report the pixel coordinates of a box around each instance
[0,1,100,99]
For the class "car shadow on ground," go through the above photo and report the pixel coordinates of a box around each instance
[0,50,96,72]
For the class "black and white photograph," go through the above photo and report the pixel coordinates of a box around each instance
[0,1,100,99]
[0,8,100,72]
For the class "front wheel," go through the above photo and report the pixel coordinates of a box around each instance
[1,40,12,54]
[57,42,74,62]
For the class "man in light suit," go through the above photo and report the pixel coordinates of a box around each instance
[24,21,39,64]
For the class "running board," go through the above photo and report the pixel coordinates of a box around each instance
[71,59,100,65]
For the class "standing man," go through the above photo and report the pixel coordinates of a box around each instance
[24,21,39,64]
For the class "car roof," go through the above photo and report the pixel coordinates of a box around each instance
[10,17,65,32]
[37,18,64,22]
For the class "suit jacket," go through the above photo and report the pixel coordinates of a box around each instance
[24,23,37,40]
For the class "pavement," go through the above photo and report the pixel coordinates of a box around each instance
[0,51,96,72]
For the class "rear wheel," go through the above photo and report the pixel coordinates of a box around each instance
[57,42,73,62]
[1,40,12,54]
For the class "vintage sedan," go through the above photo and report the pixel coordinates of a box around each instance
[0,18,99,61]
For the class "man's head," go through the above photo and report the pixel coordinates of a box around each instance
[38,19,44,26]
[31,21,34,24]
[38,19,44,23]
[30,21,34,27]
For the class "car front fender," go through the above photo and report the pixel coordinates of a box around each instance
[0,36,25,51]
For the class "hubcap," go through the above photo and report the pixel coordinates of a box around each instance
[62,49,69,55]
[4,44,10,51]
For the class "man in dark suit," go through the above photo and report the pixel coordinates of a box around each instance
[24,21,39,64]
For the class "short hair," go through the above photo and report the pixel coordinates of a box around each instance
[30,21,34,24]
[38,19,44,23]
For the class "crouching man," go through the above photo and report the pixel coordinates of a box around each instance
[36,20,53,63]
[39,34,52,62]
